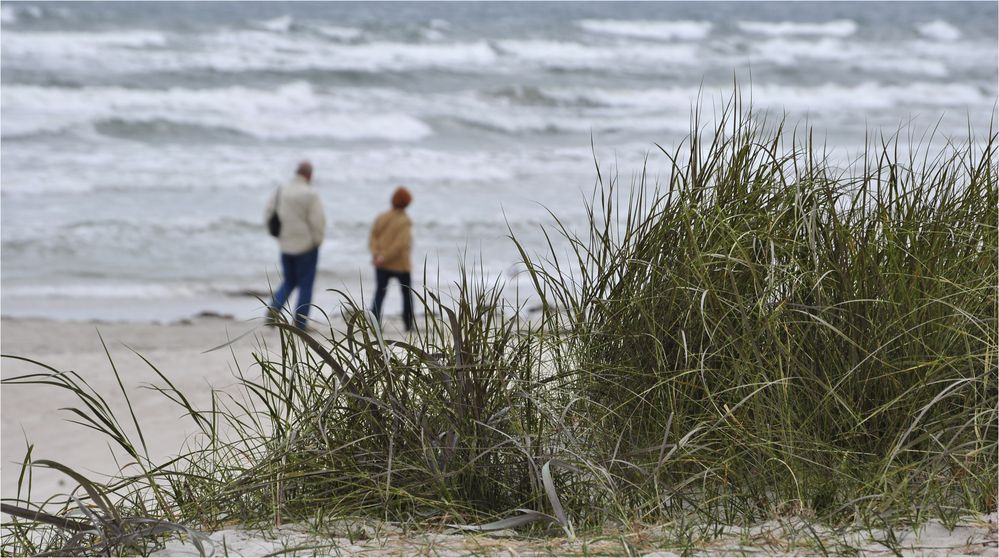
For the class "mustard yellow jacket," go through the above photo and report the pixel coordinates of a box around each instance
[369,209,412,272]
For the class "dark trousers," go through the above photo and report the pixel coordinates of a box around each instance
[270,248,319,328]
[371,268,414,331]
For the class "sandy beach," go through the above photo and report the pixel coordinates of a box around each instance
[3,316,996,557]
[1,316,304,501]
[1,314,419,501]
[152,514,998,556]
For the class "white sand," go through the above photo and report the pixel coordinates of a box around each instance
[1,315,414,502]
[1,316,284,501]
[153,514,998,557]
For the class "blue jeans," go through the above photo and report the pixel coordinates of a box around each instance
[270,247,319,328]
[371,268,414,331]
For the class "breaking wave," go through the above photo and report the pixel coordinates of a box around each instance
[737,20,858,37]
[1,82,433,141]
[577,19,713,41]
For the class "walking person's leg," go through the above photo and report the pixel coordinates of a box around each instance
[270,252,297,319]
[399,271,414,332]
[371,268,390,324]
[292,248,319,329]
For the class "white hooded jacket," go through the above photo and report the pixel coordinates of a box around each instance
[264,175,326,255]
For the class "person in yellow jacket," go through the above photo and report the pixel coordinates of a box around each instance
[369,186,414,331]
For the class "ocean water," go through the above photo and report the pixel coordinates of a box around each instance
[2,1,996,322]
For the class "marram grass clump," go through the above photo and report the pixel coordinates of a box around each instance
[2,99,995,556]
[519,102,997,526]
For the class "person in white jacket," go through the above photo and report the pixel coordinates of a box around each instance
[264,161,326,328]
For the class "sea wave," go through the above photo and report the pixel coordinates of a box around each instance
[4,28,725,77]
[0,82,433,141]
[494,39,699,70]
[737,20,858,37]
[752,82,993,111]
[744,37,960,76]
[0,3,64,24]
[254,15,296,33]
[0,142,578,196]
[312,24,366,41]
[485,82,996,114]
[577,19,713,40]
[2,29,170,58]
[519,82,995,113]
[1,282,205,299]
[916,20,962,41]
[449,110,689,136]
[1,29,498,74]
[193,31,499,73]
[3,217,264,248]
[5,24,988,81]
[251,15,366,41]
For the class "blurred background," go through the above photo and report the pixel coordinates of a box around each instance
[2,1,996,322]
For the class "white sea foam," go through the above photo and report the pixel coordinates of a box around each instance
[916,20,962,41]
[421,28,446,41]
[255,15,294,33]
[312,24,364,41]
[4,76,992,146]
[1,29,169,57]
[199,34,499,72]
[737,20,858,37]
[850,57,948,79]
[448,106,690,136]
[254,15,367,40]
[909,39,998,68]
[753,82,993,112]
[0,28,720,76]
[749,37,857,65]
[744,35,995,77]
[537,87,694,111]
[0,137,619,201]
[577,19,713,40]
[1,29,174,75]
[495,39,699,70]
[6,24,986,81]
[534,83,995,113]
[1,283,202,299]
[744,37,953,77]
[0,82,433,141]
[1,29,498,74]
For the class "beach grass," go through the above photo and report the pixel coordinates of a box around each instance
[2,97,995,556]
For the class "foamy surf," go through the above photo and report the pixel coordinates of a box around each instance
[577,19,713,41]
[1,82,434,141]
[917,19,963,41]
[1,1,995,324]
[737,19,858,37]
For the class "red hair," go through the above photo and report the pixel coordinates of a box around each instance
[391,186,412,209]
